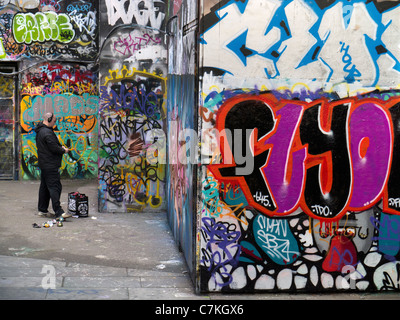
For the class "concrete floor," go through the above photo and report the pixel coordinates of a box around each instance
[0,179,399,301]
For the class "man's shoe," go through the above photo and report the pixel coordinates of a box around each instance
[61,212,72,219]
[38,211,54,217]
[38,211,55,218]
[38,211,48,217]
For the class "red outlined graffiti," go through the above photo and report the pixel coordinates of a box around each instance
[208,93,400,221]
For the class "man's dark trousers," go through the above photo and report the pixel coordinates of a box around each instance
[38,167,63,216]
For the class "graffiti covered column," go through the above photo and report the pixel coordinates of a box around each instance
[197,0,400,293]
[98,0,168,212]
[166,0,198,282]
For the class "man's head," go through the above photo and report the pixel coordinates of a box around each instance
[43,112,56,127]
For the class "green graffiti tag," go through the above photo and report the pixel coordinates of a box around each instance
[12,12,75,44]
[0,38,5,59]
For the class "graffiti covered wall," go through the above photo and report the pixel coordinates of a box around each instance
[20,61,99,179]
[0,0,99,180]
[197,0,400,293]
[98,0,168,212]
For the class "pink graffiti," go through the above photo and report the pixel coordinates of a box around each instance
[113,33,161,56]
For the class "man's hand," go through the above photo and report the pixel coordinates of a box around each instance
[62,146,69,153]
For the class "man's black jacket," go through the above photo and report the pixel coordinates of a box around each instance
[35,122,65,170]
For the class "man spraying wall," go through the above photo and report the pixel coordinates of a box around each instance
[35,112,72,219]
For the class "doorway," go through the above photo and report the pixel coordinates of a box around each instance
[0,64,18,180]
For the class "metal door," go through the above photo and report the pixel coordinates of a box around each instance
[0,65,17,180]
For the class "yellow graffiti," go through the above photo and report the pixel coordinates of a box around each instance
[0,76,14,97]
[0,38,5,59]
[117,163,164,208]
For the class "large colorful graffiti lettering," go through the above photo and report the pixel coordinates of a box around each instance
[199,88,400,292]
[198,0,400,293]
[12,12,75,44]
[209,92,400,221]
[0,0,98,61]
[20,62,98,179]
